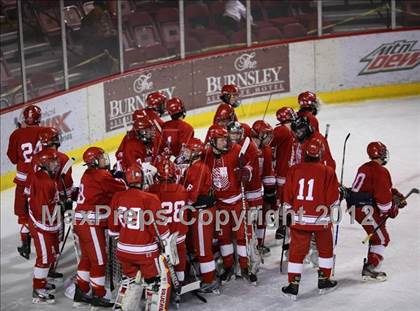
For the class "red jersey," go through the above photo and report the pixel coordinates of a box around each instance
[7,126,45,185]
[108,188,170,261]
[242,140,262,207]
[283,162,339,231]
[148,183,190,237]
[182,160,212,205]
[76,168,126,223]
[115,130,136,161]
[298,110,319,133]
[259,145,276,189]
[290,131,336,170]
[160,119,194,156]
[351,161,393,214]
[28,170,60,232]
[121,134,161,170]
[204,144,254,205]
[212,103,238,124]
[26,149,74,199]
[271,125,294,188]
[144,108,164,132]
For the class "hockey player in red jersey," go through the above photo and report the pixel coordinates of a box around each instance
[143,91,166,130]
[7,104,45,260]
[121,114,160,170]
[297,91,320,133]
[149,158,190,284]
[290,116,336,170]
[160,97,194,156]
[212,84,240,124]
[73,147,126,308]
[272,107,296,240]
[282,138,340,300]
[205,104,237,144]
[108,165,172,311]
[27,149,61,304]
[177,138,219,292]
[349,142,406,281]
[204,125,258,284]
[250,120,276,256]
[28,127,75,279]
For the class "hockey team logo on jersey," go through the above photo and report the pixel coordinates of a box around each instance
[212,167,230,190]
[359,40,420,75]
[234,53,257,71]
[133,73,153,94]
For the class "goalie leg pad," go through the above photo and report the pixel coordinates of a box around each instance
[144,257,171,311]
[120,271,143,311]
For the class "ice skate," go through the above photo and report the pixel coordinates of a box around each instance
[199,280,221,295]
[241,268,257,286]
[90,295,113,310]
[281,277,299,301]
[318,271,338,295]
[258,245,271,257]
[220,267,235,285]
[32,288,55,304]
[73,284,92,308]
[362,262,387,282]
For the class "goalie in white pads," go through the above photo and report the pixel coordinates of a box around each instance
[108,165,172,310]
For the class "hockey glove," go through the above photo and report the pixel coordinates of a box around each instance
[263,187,277,204]
[235,166,252,183]
[392,188,407,209]
[387,205,399,219]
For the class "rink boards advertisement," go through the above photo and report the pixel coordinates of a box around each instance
[315,30,420,90]
[0,89,89,175]
[103,45,290,132]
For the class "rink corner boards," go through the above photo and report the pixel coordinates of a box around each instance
[1,81,419,192]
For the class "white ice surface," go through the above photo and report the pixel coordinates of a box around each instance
[1,96,420,310]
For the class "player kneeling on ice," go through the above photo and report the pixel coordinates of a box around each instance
[27,149,61,304]
[204,126,259,285]
[108,165,173,311]
[282,138,340,300]
[73,147,127,308]
[347,142,407,282]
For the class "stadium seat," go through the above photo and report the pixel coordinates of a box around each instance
[29,71,59,97]
[63,5,82,31]
[185,2,210,30]
[282,22,307,38]
[200,32,230,50]
[155,7,180,54]
[127,11,161,48]
[256,26,283,42]
[185,36,201,53]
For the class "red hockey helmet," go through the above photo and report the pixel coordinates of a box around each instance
[132,109,146,122]
[155,158,176,182]
[126,164,143,185]
[215,104,235,127]
[251,120,273,146]
[298,91,319,115]
[133,114,154,143]
[23,105,41,125]
[34,148,60,175]
[303,137,324,160]
[39,127,61,148]
[178,138,205,164]
[166,97,186,119]
[367,141,389,164]
[220,84,240,107]
[209,125,229,153]
[83,146,110,168]
[145,92,167,116]
[186,137,205,156]
[276,107,296,124]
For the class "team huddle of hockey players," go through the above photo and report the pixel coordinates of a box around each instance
[7,84,408,310]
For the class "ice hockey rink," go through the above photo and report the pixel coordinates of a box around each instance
[1,95,420,310]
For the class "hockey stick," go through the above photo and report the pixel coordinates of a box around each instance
[332,133,350,276]
[262,93,273,121]
[279,217,287,273]
[108,235,115,292]
[324,124,330,139]
[53,157,75,271]
[362,188,419,244]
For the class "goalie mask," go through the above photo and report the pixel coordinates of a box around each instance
[227,121,244,145]
[291,116,313,143]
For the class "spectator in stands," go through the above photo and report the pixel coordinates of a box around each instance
[80,0,118,74]
[222,0,253,37]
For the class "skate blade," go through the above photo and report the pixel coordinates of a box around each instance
[221,275,236,285]
[318,285,338,295]
[362,275,387,282]
[282,292,297,301]
[32,297,55,304]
